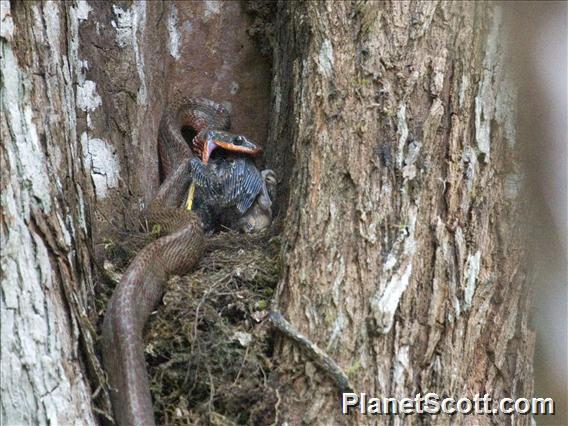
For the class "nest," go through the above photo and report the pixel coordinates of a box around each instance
[97,229,281,425]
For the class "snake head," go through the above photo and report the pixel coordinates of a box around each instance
[192,130,262,164]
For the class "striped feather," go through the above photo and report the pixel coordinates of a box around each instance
[189,156,263,216]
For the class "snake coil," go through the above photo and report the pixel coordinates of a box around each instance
[102,98,270,426]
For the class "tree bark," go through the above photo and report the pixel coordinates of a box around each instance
[267,2,534,425]
[1,0,535,425]
[1,1,97,424]
[1,0,272,423]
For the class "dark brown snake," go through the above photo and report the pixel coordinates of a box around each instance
[101,98,272,426]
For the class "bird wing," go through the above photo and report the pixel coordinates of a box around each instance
[189,156,263,215]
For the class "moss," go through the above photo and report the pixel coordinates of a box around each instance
[346,360,361,379]
[323,311,335,328]
[255,300,268,311]
[97,229,281,425]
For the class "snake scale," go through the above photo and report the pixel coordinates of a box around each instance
[101,98,273,426]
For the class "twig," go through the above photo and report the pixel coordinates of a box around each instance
[268,311,353,393]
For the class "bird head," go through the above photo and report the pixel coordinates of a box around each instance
[236,169,277,233]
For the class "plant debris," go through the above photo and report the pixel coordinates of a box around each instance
[96,229,281,425]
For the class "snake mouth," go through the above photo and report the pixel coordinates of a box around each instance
[192,131,263,164]
[210,140,262,160]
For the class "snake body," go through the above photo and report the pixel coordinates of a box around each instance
[102,98,271,425]
[157,97,231,178]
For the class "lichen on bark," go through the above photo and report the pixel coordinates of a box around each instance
[266,2,534,424]
[1,2,97,424]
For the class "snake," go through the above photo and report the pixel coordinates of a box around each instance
[101,97,274,426]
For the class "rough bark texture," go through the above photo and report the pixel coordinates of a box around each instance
[1,1,97,424]
[2,0,536,424]
[76,0,271,249]
[1,0,271,424]
[267,2,534,425]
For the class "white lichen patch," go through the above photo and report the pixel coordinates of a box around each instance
[79,59,89,73]
[402,140,422,180]
[232,331,252,347]
[371,263,413,334]
[229,81,239,95]
[182,20,193,35]
[76,80,102,112]
[1,0,15,40]
[2,20,95,422]
[459,74,470,108]
[370,206,418,334]
[221,100,233,114]
[133,2,147,107]
[168,5,181,60]
[474,73,493,162]
[358,214,378,244]
[110,3,146,107]
[405,140,422,165]
[203,0,221,22]
[393,345,410,389]
[462,145,478,193]
[81,133,120,199]
[111,5,133,48]
[2,194,58,422]
[402,164,416,180]
[327,311,347,352]
[430,50,447,97]
[474,6,503,163]
[396,104,409,167]
[2,48,52,213]
[44,1,61,59]
[76,0,92,21]
[317,39,334,78]
[463,251,481,310]
[384,253,397,271]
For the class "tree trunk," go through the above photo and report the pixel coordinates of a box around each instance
[267,2,533,425]
[1,0,535,425]
[1,1,97,424]
[2,0,272,423]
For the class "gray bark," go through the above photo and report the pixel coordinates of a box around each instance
[267,2,534,425]
[1,0,272,424]
[1,1,535,425]
[1,1,96,424]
